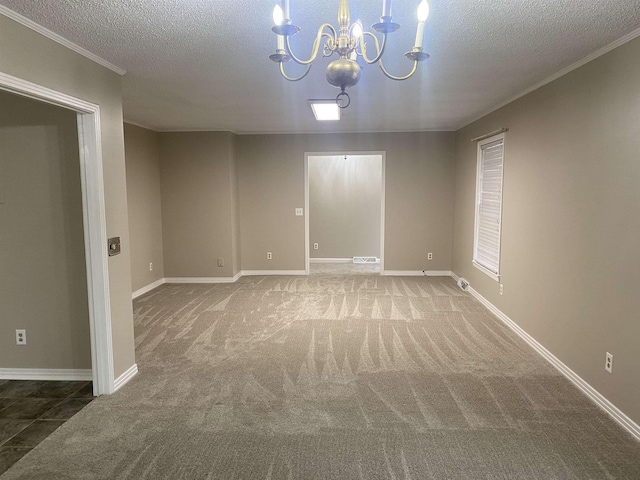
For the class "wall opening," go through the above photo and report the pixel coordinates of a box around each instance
[305,152,386,275]
[0,72,114,395]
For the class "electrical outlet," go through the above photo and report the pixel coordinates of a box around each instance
[295,208,303,216]
[149,262,153,271]
[16,329,26,345]
[313,243,319,250]
[427,252,433,260]
[267,252,272,260]
[217,257,224,267]
[605,352,613,373]
[500,284,503,295]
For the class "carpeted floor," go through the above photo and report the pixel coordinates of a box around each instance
[2,271,640,479]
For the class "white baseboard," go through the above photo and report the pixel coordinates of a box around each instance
[452,272,640,442]
[0,368,92,381]
[132,278,166,299]
[133,271,308,296]
[113,364,138,392]
[240,270,307,276]
[164,272,242,284]
[309,258,352,263]
[383,270,453,277]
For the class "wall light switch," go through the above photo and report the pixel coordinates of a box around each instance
[295,208,303,216]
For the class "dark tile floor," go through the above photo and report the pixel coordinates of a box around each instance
[0,380,94,475]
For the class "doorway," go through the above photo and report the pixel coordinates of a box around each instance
[304,152,386,275]
[0,72,114,395]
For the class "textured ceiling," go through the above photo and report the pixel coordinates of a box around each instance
[2,0,640,133]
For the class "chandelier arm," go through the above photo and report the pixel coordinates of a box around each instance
[285,24,338,65]
[359,32,388,65]
[377,58,419,81]
[279,61,313,82]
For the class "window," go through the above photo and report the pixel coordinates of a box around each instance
[473,133,504,280]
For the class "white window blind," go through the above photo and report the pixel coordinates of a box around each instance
[473,134,504,279]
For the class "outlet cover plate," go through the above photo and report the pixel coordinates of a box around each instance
[16,329,26,345]
[605,352,613,373]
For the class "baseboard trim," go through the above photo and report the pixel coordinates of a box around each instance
[309,258,352,263]
[132,278,166,299]
[383,270,453,277]
[164,272,242,284]
[113,364,138,392]
[451,272,640,442]
[240,270,307,276]
[0,368,92,381]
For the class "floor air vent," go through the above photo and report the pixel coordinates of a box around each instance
[457,278,469,291]
[353,257,379,264]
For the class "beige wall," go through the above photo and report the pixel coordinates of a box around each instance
[453,37,640,424]
[160,132,239,277]
[0,15,136,378]
[0,91,91,369]
[238,132,455,272]
[309,155,382,259]
[124,123,164,291]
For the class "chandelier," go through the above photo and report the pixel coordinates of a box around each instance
[269,0,430,109]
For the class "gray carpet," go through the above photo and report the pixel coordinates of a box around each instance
[3,272,640,479]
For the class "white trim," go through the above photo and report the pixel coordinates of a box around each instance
[0,368,93,381]
[132,278,166,299]
[304,157,310,275]
[383,270,452,277]
[380,153,386,275]
[0,5,126,76]
[235,128,456,136]
[472,261,500,281]
[461,26,640,129]
[0,73,99,113]
[113,364,138,392]
[123,120,158,132]
[164,272,242,284]
[0,72,114,396]
[309,258,352,263]
[453,272,640,442]
[77,111,115,396]
[240,270,307,276]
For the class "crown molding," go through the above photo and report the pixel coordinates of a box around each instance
[460,26,640,130]
[0,5,126,76]
[236,128,457,136]
[124,120,159,132]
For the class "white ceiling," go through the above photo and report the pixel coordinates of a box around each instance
[2,0,640,134]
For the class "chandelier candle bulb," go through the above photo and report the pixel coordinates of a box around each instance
[417,0,430,22]
[273,5,283,25]
[352,21,363,40]
[414,1,429,48]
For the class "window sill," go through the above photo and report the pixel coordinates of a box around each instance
[472,261,500,282]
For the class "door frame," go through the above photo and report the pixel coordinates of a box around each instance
[304,151,386,274]
[0,72,114,395]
